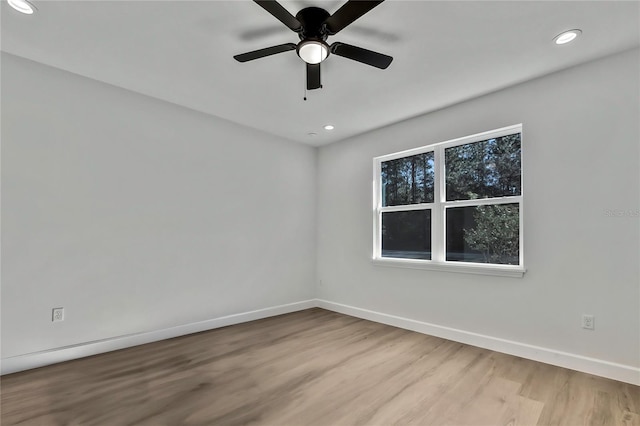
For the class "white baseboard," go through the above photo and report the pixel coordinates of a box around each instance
[315,299,640,386]
[4,298,638,386]
[1,300,316,375]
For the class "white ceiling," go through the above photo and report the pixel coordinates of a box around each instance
[2,0,638,146]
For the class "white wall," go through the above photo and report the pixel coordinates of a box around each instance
[317,48,640,369]
[1,53,316,359]
[3,48,639,379]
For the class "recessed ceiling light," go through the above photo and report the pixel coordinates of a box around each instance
[554,29,581,45]
[308,132,317,137]
[323,125,335,131]
[7,0,36,14]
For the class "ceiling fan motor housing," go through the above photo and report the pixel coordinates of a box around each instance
[295,7,331,40]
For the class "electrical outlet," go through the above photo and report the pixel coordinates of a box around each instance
[52,307,64,322]
[582,314,594,330]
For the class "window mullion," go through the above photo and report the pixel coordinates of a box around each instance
[433,146,445,262]
[373,159,381,259]
[380,203,434,213]
[442,196,522,208]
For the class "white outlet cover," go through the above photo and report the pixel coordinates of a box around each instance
[582,314,594,330]
[52,307,65,322]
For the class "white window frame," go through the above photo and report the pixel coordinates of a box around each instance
[372,124,525,277]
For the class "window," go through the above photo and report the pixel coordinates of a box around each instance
[373,124,524,277]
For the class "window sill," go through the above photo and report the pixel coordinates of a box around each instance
[371,258,525,278]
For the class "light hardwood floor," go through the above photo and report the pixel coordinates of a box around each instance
[1,308,638,425]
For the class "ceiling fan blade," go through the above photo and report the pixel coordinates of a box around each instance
[324,1,385,35]
[307,63,321,90]
[331,42,393,69]
[254,1,302,32]
[234,43,297,62]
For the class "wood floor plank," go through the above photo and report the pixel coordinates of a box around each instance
[1,308,638,426]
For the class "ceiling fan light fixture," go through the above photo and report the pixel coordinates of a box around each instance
[297,40,329,64]
[7,0,36,14]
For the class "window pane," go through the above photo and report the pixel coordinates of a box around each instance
[446,204,519,265]
[382,210,431,260]
[445,133,521,201]
[381,152,434,206]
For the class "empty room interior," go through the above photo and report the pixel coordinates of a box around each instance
[1,0,639,425]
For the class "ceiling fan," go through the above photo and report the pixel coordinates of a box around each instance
[234,0,393,90]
